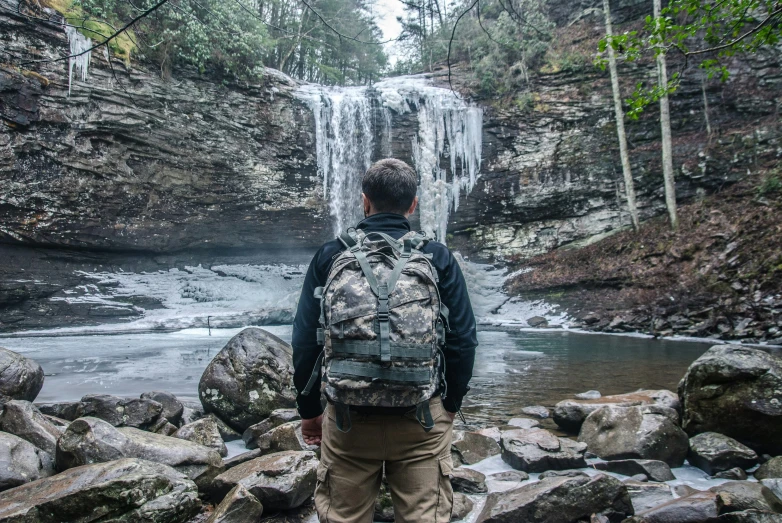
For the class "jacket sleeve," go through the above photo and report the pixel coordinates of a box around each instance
[437,251,478,414]
[291,248,327,420]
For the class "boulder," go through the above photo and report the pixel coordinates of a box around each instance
[592,459,675,482]
[174,416,228,457]
[578,405,689,467]
[623,480,675,513]
[553,390,680,433]
[500,428,587,473]
[206,484,264,523]
[507,418,541,430]
[757,457,782,480]
[150,417,179,436]
[521,406,550,419]
[475,473,633,522]
[0,347,44,404]
[223,449,262,470]
[210,414,243,442]
[453,492,474,521]
[633,490,723,522]
[489,470,530,482]
[56,417,224,489]
[0,432,54,492]
[0,458,201,522]
[714,467,749,480]
[80,394,163,428]
[688,432,759,475]
[0,400,63,455]
[210,451,318,510]
[254,421,308,454]
[709,481,782,514]
[527,316,549,327]
[242,408,301,448]
[679,345,782,455]
[452,430,502,465]
[180,401,206,426]
[141,391,185,426]
[198,328,297,432]
[37,401,83,421]
[451,467,487,494]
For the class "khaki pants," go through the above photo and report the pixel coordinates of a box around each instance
[314,397,454,523]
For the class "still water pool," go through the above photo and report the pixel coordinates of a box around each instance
[1,327,714,425]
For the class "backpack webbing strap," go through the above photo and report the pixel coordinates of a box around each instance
[386,239,413,295]
[416,401,434,432]
[329,360,431,383]
[362,231,403,253]
[352,247,380,296]
[338,231,358,249]
[301,350,324,396]
[378,283,391,362]
[334,402,352,433]
[331,340,432,359]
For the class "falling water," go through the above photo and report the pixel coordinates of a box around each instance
[298,76,483,242]
[65,25,92,95]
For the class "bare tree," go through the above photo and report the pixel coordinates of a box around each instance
[603,0,640,230]
[654,0,678,230]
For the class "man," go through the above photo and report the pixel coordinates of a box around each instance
[292,158,478,523]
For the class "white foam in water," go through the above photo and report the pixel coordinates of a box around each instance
[65,25,91,95]
[32,264,307,335]
[297,76,483,242]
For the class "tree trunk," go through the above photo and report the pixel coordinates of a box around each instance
[603,0,640,230]
[702,75,712,138]
[655,0,678,230]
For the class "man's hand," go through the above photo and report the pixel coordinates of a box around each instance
[301,414,323,446]
[446,411,456,422]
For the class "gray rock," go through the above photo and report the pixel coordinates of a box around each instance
[451,467,487,494]
[761,479,782,501]
[56,417,224,489]
[489,470,530,482]
[254,421,308,454]
[0,458,201,522]
[757,457,782,480]
[634,490,723,522]
[623,480,675,513]
[688,432,759,475]
[0,400,63,455]
[578,405,689,467]
[199,328,296,432]
[521,406,550,419]
[452,430,502,465]
[80,394,163,428]
[223,449,262,470]
[0,347,44,404]
[592,459,676,482]
[707,510,782,522]
[36,401,83,421]
[679,345,782,455]
[576,390,602,400]
[210,451,318,510]
[553,390,680,433]
[242,408,301,448]
[500,428,587,473]
[629,474,649,482]
[209,414,243,442]
[714,467,749,480]
[476,473,633,522]
[0,432,54,492]
[180,402,206,426]
[174,416,228,457]
[149,416,179,436]
[527,316,549,327]
[206,484,264,523]
[141,391,185,425]
[452,492,474,521]
[507,418,541,430]
[538,469,589,479]
[709,481,782,514]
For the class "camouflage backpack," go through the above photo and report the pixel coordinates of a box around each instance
[302,229,449,432]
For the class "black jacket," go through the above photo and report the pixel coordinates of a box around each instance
[292,213,478,419]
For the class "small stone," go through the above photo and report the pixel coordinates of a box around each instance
[206,484,264,523]
[713,467,748,480]
[452,430,501,465]
[36,401,83,421]
[488,470,530,482]
[501,428,587,473]
[527,316,548,327]
[628,474,648,482]
[507,418,541,430]
[450,467,487,494]
[254,421,308,454]
[174,416,228,457]
[756,456,782,480]
[575,390,602,400]
[242,408,300,448]
[141,391,184,426]
[521,406,550,419]
[623,480,675,513]
[592,459,676,482]
[538,469,588,479]
[688,432,758,475]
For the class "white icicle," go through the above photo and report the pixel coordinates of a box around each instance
[65,25,92,95]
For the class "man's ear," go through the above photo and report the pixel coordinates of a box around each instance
[405,197,418,217]
[362,193,372,216]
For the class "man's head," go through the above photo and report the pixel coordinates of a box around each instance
[361,158,419,218]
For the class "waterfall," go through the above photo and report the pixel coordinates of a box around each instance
[298,76,483,243]
[65,25,92,95]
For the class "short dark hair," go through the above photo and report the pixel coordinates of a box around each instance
[362,159,418,214]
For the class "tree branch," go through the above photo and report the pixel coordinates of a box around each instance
[684,5,782,56]
[447,0,479,94]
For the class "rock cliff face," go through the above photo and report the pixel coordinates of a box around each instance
[1,2,780,259]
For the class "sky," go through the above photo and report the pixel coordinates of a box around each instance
[370,0,407,63]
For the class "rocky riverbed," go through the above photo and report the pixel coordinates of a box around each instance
[0,327,780,522]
